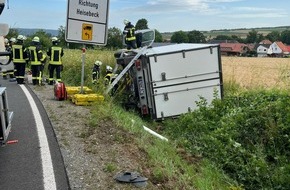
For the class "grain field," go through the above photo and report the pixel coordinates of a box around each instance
[222,57,290,89]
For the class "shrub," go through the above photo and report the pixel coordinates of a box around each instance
[164,90,290,189]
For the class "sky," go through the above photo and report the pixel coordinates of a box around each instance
[0,0,289,33]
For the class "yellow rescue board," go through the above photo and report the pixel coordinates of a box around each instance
[66,86,93,99]
[72,93,104,106]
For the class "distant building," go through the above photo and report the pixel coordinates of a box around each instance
[268,41,289,57]
[256,44,271,57]
[219,42,249,56]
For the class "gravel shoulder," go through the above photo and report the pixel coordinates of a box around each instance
[30,84,158,190]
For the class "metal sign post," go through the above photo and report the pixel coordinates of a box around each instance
[80,46,86,94]
[65,0,109,90]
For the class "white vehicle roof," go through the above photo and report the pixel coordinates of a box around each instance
[145,43,219,56]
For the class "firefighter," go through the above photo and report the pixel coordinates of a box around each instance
[2,38,15,79]
[104,65,119,95]
[9,37,17,81]
[2,38,9,79]
[8,37,16,52]
[28,36,46,85]
[104,65,113,85]
[47,37,64,85]
[9,37,16,45]
[4,38,9,51]
[92,60,102,84]
[11,35,29,84]
[123,19,137,50]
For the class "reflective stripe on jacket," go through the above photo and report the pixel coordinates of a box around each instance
[124,24,136,41]
[28,46,44,65]
[12,44,27,63]
[48,46,63,65]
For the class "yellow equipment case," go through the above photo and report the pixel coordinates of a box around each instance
[72,94,104,106]
[66,86,93,99]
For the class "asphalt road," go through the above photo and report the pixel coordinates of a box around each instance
[0,79,70,190]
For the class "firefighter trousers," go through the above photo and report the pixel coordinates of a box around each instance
[14,62,26,84]
[48,64,62,85]
[31,64,43,85]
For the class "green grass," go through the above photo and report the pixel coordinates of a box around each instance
[62,48,290,189]
[88,95,237,189]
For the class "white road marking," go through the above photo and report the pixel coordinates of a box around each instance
[20,85,57,190]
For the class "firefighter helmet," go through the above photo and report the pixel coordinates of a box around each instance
[10,37,16,43]
[106,65,113,73]
[17,35,25,41]
[32,36,40,42]
[94,60,103,66]
[4,38,8,44]
[51,37,58,42]
[123,19,129,25]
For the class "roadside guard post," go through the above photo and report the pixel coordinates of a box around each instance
[65,0,110,93]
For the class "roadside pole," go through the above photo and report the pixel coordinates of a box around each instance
[65,0,110,90]
[80,46,86,94]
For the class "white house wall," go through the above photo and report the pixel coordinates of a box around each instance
[257,45,268,57]
[269,42,283,54]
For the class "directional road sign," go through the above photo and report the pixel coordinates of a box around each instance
[66,0,110,45]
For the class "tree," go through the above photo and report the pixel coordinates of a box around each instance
[135,18,149,30]
[231,35,245,43]
[266,31,280,42]
[25,29,52,50]
[187,30,206,43]
[280,30,290,45]
[106,27,123,49]
[154,29,163,42]
[6,28,19,40]
[246,29,260,43]
[57,25,66,48]
[171,31,188,43]
[257,33,265,43]
[214,35,233,41]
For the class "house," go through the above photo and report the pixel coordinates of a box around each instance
[256,44,271,57]
[255,40,272,57]
[259,39,272,45]
[268,41,289,57]
[219,42,249,56]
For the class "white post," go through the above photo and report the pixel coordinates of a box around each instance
[80,46,86,94]
[143,125,168,141]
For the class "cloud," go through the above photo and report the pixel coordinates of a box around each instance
[224,6,288,18]
[204,0,242,2]
[227,13,287,18]
[116,0,245,15]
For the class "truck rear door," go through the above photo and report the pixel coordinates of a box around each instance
[145,43,223,119]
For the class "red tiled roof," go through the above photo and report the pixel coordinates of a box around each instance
[275,41,289,52]
[259,40,272,45]
[220,43,247,53]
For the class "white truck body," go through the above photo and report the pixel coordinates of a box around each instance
[112,34,223,120]
[137,43,223,119]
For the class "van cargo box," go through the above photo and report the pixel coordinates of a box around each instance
[142,43,223,119]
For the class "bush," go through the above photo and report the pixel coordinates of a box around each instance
[164,90,290,189]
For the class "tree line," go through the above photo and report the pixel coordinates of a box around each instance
[5,18,290,50]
